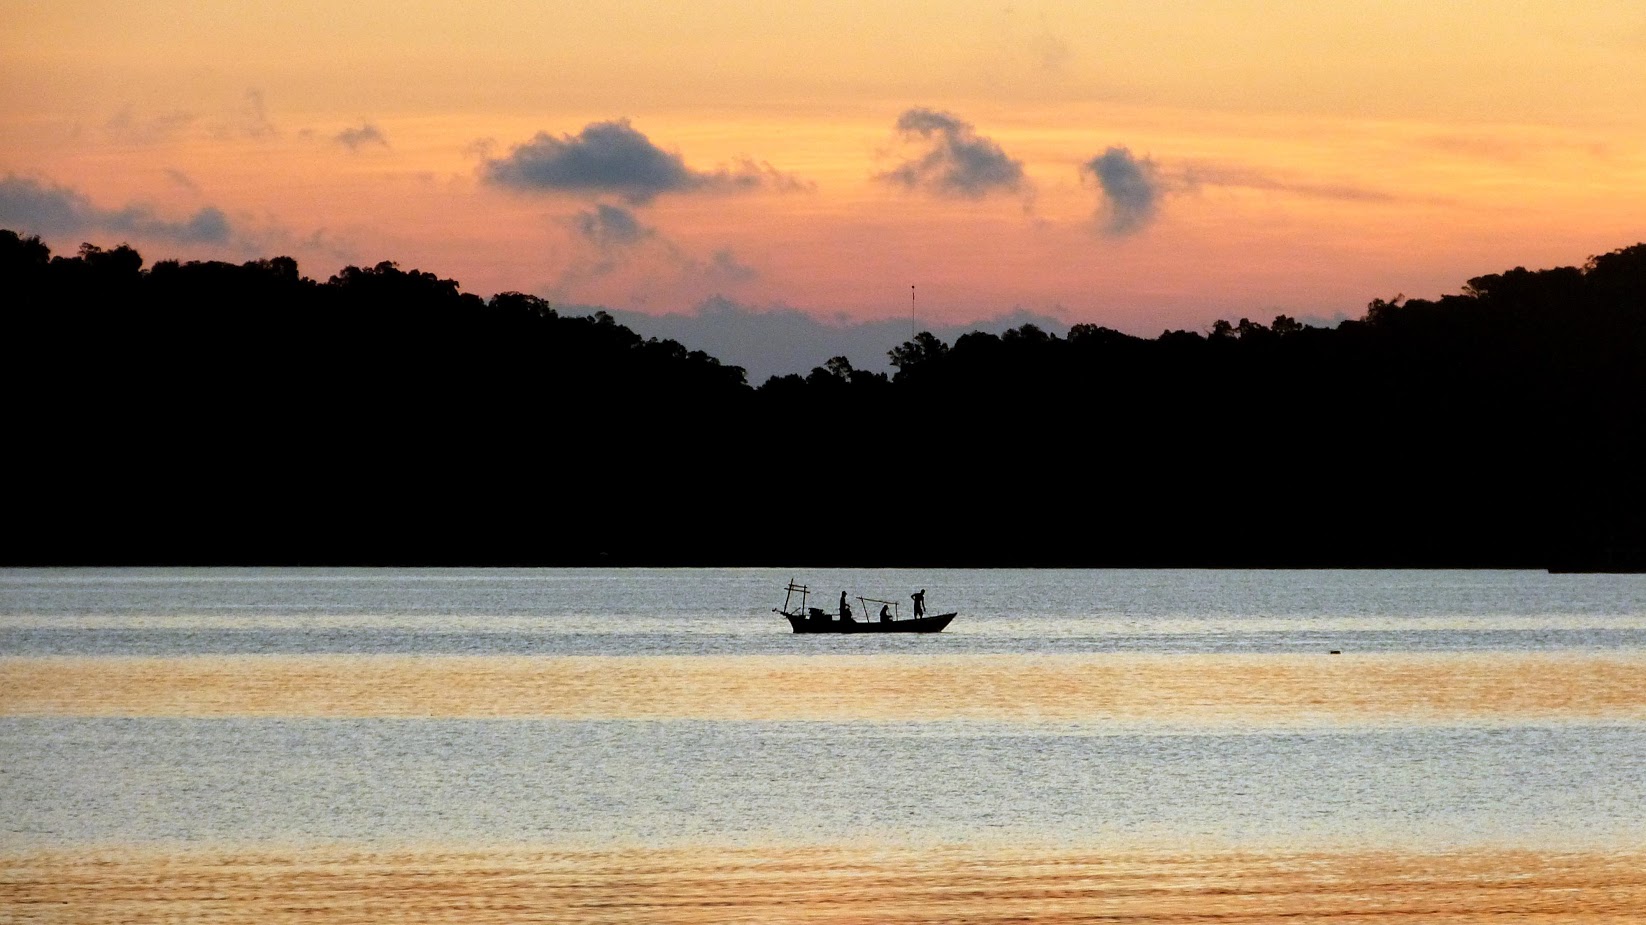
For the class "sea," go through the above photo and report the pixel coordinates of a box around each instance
[2,567,1644,923]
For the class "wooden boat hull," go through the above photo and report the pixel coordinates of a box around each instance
[785,612,955,634]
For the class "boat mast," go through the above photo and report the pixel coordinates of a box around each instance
[782,579,808,615]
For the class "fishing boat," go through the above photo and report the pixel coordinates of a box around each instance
[775,580,956,634]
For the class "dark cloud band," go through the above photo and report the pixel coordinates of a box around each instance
[0,175,232,245]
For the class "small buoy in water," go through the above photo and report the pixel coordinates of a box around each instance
[1329,649,1342,655]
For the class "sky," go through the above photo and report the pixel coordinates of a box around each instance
[4,1,1645,377]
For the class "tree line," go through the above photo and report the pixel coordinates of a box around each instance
[3,228,1642,567]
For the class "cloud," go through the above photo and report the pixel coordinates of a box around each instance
[0,177,98,237]
[877,108,1026,199]
[164,168,200,192]
[1028,30,1073,74]
[103,91,280,146]
[1179,162,1399,203]
[482,119,802,203]
[253,224,359,264]
[598,298,1065,384]
[1,175,351,263]
[568,203,654,250]
[557,205,759,290]
[239,88,276,138]
[105,106,198,145]
[0,175,232,244]
[1082,146,1162,236]
[106,203,232,244]
[558,204,665,285]
[702,249,757,284]
[334,122,389,151]
[723,157,815,194]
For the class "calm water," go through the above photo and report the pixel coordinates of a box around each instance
[4,566,1645,656]
[3,567,1645,923]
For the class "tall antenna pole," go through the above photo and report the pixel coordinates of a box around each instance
[911,285,916,340]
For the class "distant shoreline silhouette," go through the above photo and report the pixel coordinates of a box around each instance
[3,228,1642,569]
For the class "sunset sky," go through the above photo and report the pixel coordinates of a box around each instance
[5,1,1644,367]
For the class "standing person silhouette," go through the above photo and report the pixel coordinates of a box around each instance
[911,589,926,618]
[839,591,852,621]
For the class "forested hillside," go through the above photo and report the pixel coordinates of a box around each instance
[5,229,1642,567]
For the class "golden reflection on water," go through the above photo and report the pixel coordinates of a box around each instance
[2,653,1644,723]
[4,844,1645,924]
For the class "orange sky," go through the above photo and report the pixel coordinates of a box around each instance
[4,1,1644,336]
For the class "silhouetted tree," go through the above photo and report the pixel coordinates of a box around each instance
[4,227,1642,568]
[887,331,949,378]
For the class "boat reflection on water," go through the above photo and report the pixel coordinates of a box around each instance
[776,580,956,634]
